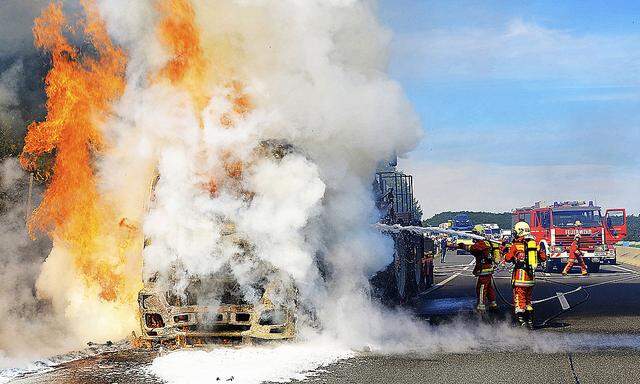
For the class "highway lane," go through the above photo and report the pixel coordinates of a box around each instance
[295,250,640,384]
[417,250,640,333]
[10,250,640,384]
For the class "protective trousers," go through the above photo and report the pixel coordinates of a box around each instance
[476,275,496,310]
[513,286,533,313]
[563,256,587,274]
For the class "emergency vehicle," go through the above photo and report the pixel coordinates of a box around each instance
[452,213,473,232]
[481,223,501,240]
[512,201,627,273]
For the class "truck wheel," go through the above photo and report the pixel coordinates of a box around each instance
[393,237,416,302]
[395,256,417,301]
[588,262,600,273]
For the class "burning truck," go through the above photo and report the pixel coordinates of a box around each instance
[137,149,435,345]
[137,141,300,346]
[137,230,298,346]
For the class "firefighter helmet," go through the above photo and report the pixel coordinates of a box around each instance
[513,221,531,238]
[472,224,485,236]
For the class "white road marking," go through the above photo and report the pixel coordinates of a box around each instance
[422,259,475,296]
[557,292,570,310]
[533,287,582,304]
[532,265,640,304]
[434,264,470,269]
[611,264,640,274]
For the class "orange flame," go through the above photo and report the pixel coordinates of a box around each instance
[156,0,209,113]
[20,0,131,302]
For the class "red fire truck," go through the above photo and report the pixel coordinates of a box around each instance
[512,201,627,273]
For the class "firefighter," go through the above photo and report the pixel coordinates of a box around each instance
[505,221,547,328]
[468,225,497,311]
[562,234,588,276]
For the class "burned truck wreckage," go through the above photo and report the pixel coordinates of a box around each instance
[136,144,433,346]
[137,227,298,345]
[372,166,435,303]
[137,141,299,345]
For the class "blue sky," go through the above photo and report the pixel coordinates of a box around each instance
[379,0,640,216]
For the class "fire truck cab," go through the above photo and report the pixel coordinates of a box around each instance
[512,201,627,273]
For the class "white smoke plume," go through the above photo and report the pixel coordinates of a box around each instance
[0,159,74,364]
[3,0,511,363]
[87,0,422,347]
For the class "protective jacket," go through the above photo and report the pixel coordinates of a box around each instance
[569,241,582,260]
[505,237,547,287]
[470,240,495,276]
[563,239,587,274]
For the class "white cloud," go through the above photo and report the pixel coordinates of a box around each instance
[390,18,640,84]
[401,159,640,218]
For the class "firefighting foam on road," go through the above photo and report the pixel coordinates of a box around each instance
[2,1,640,383]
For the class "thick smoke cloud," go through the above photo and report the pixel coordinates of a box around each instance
[3,0,428,360]
[0,159,73,364]
[92,0,423,346]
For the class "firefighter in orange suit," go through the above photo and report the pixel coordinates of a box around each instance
[562,234,588,276]
[466,225,498,311]
[505,221,547,328]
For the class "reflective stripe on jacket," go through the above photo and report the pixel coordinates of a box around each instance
[512,268,535,287]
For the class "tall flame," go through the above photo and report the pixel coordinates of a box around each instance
[17,0,259,344]
[156,0,209,113]
[20,0,132,302]
[155,0,252,193]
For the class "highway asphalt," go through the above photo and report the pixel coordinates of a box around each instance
[10,250,640,384]
[299,251,640,384]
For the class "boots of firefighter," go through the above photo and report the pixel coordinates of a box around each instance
[488,301,498,311]
[526,306,535,329]
[476,303,486,312]
[515,311,526,327]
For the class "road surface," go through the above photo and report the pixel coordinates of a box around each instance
[297,251,640,383]
[8,250,640,384]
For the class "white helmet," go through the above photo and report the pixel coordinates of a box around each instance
[574,233,581,240]
[513,221,531,238]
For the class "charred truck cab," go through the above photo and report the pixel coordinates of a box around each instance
[374,168,434,302]
[137,141,299,346]
[138,273,296,345]
[513,201,627,273]
[137,255,297,346]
